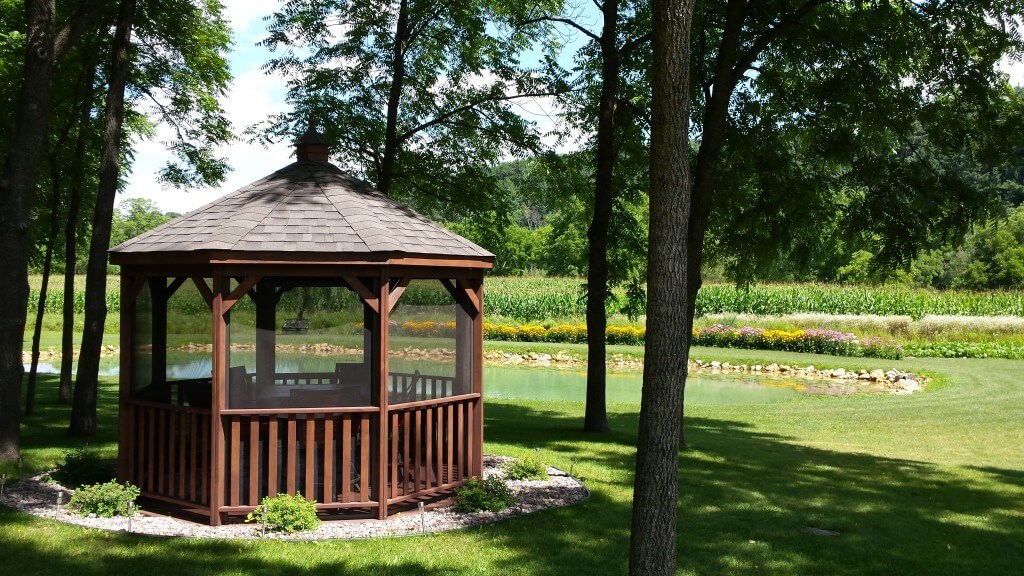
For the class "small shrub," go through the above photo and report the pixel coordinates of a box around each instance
[68,481,139,518]
[502,456,549,481]
[455,476,516,512]
[246,492,320,533]
[51,447,116,488]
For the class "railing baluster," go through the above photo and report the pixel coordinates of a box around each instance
[323,417,334,504]
[286,418,296,495]
[359,415,370,502]
[267,417,278,497]
[341,415,351,503]
[248,416,259,506]
[304,417,315,499]
[229,417,240,507]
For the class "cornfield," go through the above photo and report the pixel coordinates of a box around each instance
[26,278,1024,320]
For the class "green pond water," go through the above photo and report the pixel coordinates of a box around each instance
[30,352,802,405]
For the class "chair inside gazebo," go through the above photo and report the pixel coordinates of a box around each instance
[121,273,481,523]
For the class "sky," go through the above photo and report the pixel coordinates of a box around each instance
[122,2,1024,216]
[121,0,291,214]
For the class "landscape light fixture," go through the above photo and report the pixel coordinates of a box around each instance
[127,500,136,533]
[418,501,426,533]
[261,504,268,538]
[1,473,6,499]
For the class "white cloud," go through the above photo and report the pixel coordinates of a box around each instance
[121,0,290,215]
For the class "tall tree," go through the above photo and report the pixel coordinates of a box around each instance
[0,0,103,459]
[526,1,651,432]
[69,0,233,435]
[69,0,138,436]
[629,0,693,572]
[259,0,558,215]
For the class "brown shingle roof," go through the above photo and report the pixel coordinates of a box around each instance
[111,161,493,260]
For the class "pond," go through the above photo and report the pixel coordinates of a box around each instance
[29,352,808,405]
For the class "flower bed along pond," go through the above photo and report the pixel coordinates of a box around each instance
[392,321,905,360]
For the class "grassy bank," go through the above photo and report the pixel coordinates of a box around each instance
[3,350,1022,575]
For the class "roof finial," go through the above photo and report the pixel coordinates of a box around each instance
[295,114,329,162]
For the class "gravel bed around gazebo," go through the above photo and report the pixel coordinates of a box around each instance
[1,456,587,540]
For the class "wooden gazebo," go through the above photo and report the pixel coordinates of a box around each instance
[109,129,491,525]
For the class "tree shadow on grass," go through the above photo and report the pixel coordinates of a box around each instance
[482,402,1024,576]
[5,392,1022,575]
[3,376,119,477]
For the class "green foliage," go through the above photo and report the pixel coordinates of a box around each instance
[50,447,115,488]
[454,476,516,513]
[67,481,139,518]
[905,341,1024,360]
[952,206,1024,290]
[109,198,177,248]
[258,0,557,214]
[502,456,549,481]
[693,284,1024,319]
[702,1,1024,285]
[246,493,321,533]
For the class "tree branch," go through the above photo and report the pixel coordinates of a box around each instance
[54,0,106,61]
[397,90,563,143]
[522,16,600,42]
[730,0,832,84]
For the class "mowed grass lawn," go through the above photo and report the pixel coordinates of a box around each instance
[2,346,1022,575]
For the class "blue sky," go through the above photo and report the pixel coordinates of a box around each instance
[122,0,293,214]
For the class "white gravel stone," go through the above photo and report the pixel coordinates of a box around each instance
[0,455,588,541]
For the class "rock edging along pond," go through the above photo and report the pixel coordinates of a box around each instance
[484,351,924,394]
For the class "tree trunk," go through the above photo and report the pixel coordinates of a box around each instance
[59,178,83,403]
[26,159,64,415]
[0,0,58,461]
[378,0,410,196]
[59,55,98,404]
[628,0,694,573]
[583,0,620,433]
[69,0,135,436]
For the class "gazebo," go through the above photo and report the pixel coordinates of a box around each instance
[109,128,491,525]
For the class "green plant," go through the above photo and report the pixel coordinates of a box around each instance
[502,456,549,481]
[67,481,139,518]
[454,476,516,512]
[50,447,116,488]
[246,492,321,533]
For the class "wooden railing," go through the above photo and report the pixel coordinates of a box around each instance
[385,393,479,505]
[124,400,212,508]
[219,409,377,512]
[388,372,458,403]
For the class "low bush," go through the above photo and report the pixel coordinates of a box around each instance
[502,457,549,481]
[67,481,139,518]
[246,493,320,533]
[454,476,516,512]
[905,341,1024,359]
[50,447,116,488]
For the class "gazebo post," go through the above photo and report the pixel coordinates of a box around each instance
[375,274,391,520]
[472,277,484,477]
[209,273,228,525]
[117,272,134,485]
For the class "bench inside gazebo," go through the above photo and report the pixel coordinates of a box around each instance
[109,127,491,525]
